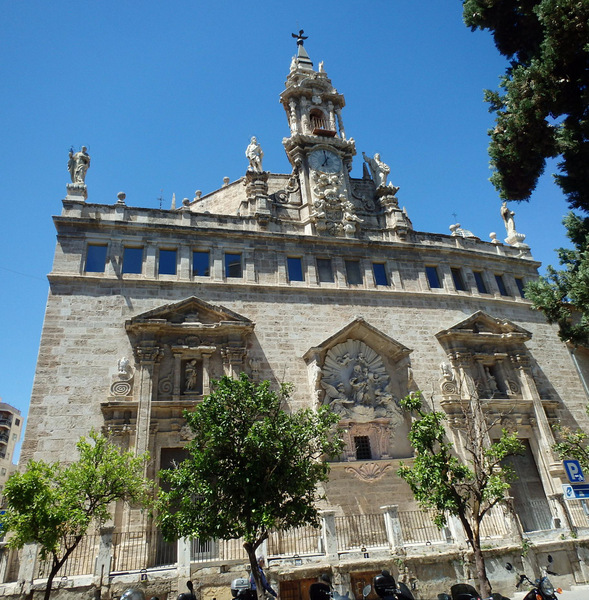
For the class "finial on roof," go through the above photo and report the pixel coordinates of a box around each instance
[290,29,313,71]
[292,29,308,46]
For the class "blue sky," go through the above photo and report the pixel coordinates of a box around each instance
[0,2,573,459]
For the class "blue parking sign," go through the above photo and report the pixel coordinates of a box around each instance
[564,459,585,483]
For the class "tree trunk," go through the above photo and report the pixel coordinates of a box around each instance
[459,515,491,598]
[244,542,266,600]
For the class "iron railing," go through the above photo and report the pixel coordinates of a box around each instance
[398,510,447,545]
[335,513,388,551]
[36,534,100,579]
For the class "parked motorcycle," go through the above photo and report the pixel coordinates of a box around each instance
[374,569,414,600]
[438,583,510,600]
[178,580,197,600]
[506,556,562,600]
[232,577,256,600]
[309,574,371,600]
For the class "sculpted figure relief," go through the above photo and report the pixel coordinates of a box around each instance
[68,146,91,184]
[245,136,264,173]
[320,339,401,424]
[184,360,199,392]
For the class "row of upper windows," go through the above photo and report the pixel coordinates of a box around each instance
[85,244,391,285]
[426,265,526,297]
[85,244,526,296]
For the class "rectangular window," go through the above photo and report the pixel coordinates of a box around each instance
[317,258,334,283]
[85,244,107,273]
[473,271,488,294]
[192,251,210,277]
[345,260,363,285]
[372,263,389,286]
[425,266,442,289]
[515,277,526,298]
[451,267,466,291]
[354,436,372,460]
[225,253,242,278]
[495,274,508,296]
[158,249,177,276]
[122,247,144,274]
[287,257,304,282]
[14,418,20,427]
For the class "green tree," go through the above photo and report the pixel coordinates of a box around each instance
[3,431,152,600]
[463,0,589,210]
[157,374,343,600]
[398,391,524,598]
[525,212,589,346]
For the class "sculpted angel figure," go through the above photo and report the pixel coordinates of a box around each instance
[321,381,354,417]
[246,136,264,173]
[501,201,516,237]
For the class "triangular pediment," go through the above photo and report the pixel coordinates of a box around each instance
[435,311,531,345]
[125,296,254,336]
[303,317,411,364]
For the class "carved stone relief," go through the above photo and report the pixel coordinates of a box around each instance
[109,356,134,398]
[320,339,401,425]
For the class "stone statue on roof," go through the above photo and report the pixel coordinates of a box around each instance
[246,136,264,173]
[67,146,91,184]
[362,152,390,188]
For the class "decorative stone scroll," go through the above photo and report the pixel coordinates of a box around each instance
[109,356,134,398]
[320,339,400,423]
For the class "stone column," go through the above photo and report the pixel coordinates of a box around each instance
[0,543,9,584]
[446,514,467,547]
[222,348,247,378]
[17,543,37,593]
[202,350,214,395]
[94,526,114,592]
[380,505,404,551]
[134,343,162,458]
[177,538,191,580]
[319,510,338,561]
[335,107,345,139]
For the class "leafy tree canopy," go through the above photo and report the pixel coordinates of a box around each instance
[3,431,152,600]
[157,374,342,600]
[463,0,589,210]
[398,391,523,597]
[525,212,589,346]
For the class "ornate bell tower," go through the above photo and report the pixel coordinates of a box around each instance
[280,32,360,236]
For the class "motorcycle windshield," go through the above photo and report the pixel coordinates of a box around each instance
[398,582,415,600]
[450,584,481,600]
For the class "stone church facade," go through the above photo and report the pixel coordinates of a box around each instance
[7,38,589,600]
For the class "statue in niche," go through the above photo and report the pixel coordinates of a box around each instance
[67,146,91,184]
[484,365,499,396]
[320,339,401,424]
[245,136,264,173]
[184,360,199,392]
[362,152,390,188]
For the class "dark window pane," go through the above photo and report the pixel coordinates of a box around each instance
[515,277,526,298]
[159,249,177,275]
[474,271,488,294]
[426,266,442,288]
[317,258,334,283]
[225,253,242,278]
[354,436,372,460]
[287,257,304,282]
[373,263,389,286]
[192,251,210,277]
[451,267,466,291]
[122,247,143,274]
[495,274,508,296]
[345,260,363,285]
[85,244,107,273]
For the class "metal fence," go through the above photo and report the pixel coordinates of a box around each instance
[111,530,176,573]
[335,513,388,551]
[398,510,447,545]
[566,499,589,528]
[191,537,248,563]
[268,525,323,557]
[480,506,510,539]
[518,499,554,533]
[37,534,100,579]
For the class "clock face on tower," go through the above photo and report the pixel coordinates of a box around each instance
[309,149,342,174]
